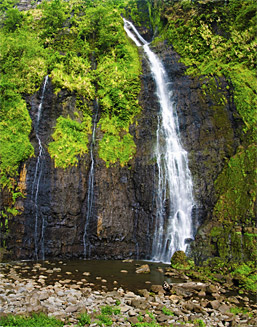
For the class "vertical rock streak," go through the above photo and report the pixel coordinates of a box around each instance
[32,75,48,260]
[83,99,99,258]
[124,19,195,263]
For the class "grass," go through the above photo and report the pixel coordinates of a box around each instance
[0,313,64,327]
[77,312,91,326]
[162,306,174,316]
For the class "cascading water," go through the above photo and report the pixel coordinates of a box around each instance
[32,75,48,260]
[83,99,99,258]
[124,19,195,263]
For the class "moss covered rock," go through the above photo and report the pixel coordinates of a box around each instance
[171,251,189,268]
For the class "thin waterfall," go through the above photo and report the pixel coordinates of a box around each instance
[83,99,99,258]
[32,75,48,260]
[124,19,195,263]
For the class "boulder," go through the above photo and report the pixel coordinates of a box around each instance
[150,285,165,295]
[135,264,150,274]
[170,251,189,267]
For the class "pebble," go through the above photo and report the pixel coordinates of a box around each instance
[0,263,256,327]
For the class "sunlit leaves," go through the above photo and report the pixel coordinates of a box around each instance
[0,95,34,188]
[50,55,95,98]
[162,0,257,134]
[48,115,92,168]
[0,30,47,94]
[99,132,136,168]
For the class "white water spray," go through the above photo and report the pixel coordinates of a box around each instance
[32,75,48,260]
[83,99,99,258]
[124,19,195,263]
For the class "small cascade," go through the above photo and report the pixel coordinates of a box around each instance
[124,19,195,263]
[32,75,48,260]
[83,99,99,258]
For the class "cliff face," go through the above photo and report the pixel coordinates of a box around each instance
[4,41,244,261]
[1,0,256,263]
[5,52,158,260]
[155,43,241,218]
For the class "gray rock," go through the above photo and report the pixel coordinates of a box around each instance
[210,300,221,310]
[150,285,165,295]
[219,304,230,314]
[39,292,49,301]
[65,305,79,313]
[156,314,169,323]
[131,299,148,310]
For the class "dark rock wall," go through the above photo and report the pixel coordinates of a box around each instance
[154,43,242,223]
[4,42,243,261]
[6,50,159,260]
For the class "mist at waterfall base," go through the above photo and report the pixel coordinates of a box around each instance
[124,19,196,263]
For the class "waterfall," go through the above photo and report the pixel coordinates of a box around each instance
[32,75,48,260]
[83,99,99,258]
[124,19,195,263]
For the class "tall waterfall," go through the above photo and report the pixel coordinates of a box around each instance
[32,75,48,260]
[124,19,195,263]
[83,99,99,258]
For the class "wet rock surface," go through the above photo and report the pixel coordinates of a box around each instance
[0,261,256,327]
[153,42,242,227]
[4,50,158,261]
[3,39,244,261]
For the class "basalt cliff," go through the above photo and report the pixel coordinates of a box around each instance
[0,0,256,265]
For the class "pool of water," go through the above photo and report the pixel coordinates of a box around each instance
[1,260,179,292]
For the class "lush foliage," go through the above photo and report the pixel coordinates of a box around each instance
[214,145,257,226]
[0,0,142,225]
[159,0,256,132]
[40,0,142,168]
[151,0,257,265]
[0,6,47,220]
[162,306,174,316]
[0,313,64,327]
[77,312,91,326]
[48,115,92,168]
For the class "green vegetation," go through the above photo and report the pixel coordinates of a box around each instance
[95,313,113,326]
[131,323,161,327]
[100,305,121,316]
[0,0,142,227]
[232,262,257,292]
[0,2,47,223]
[48,115,92,168]
[0,313,64,327]
[77,312,91,326]
[157,0,257,143]
[162,306,174,316]
[0,0,256,276]
[94,305,121,326]
[170,250,192,269]
[230,305,252,316]
[193,319,206,327]
[150,0,257,267]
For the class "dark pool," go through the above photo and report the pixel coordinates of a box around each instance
[1,260,179,292]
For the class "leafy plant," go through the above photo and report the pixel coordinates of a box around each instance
[101,305,114,316]
[95,314,113,326]
[162,306,174,316]
[194,319,206,327]
[77,312,91,326]
[0,313,64,327]
[48,115,92,168]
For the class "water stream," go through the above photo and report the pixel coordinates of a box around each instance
[124,19,195,263]
[83,99,99,258]
[32,75,48,260]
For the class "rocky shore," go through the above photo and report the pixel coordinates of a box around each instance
[0,261,256,327]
